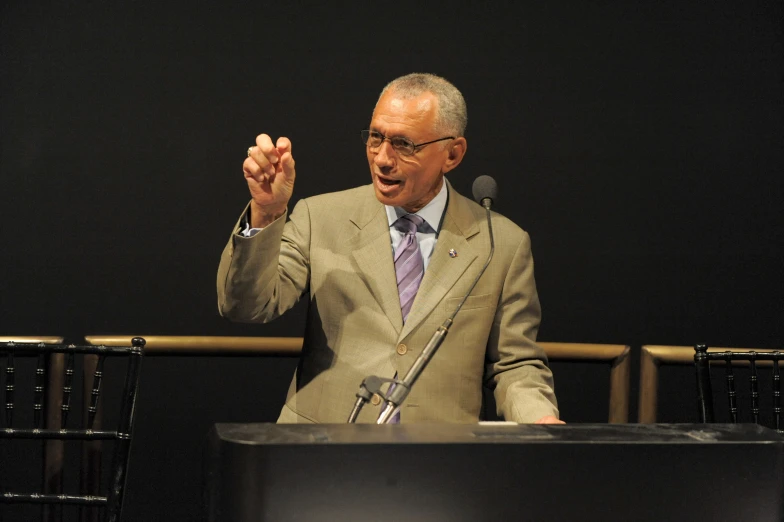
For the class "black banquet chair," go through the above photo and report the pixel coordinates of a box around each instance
[0,337,145,522]
[694,344,783,434]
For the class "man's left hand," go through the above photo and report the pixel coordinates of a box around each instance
[535,415,565,424]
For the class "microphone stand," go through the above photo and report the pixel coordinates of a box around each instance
[346,198,495,423]
[346,375,401,424]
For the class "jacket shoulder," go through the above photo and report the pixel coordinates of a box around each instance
[449,185,528,243]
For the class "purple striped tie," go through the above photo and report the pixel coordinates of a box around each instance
[388,215,424,424]
[393,214,425,323]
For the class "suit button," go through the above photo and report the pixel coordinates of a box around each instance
[371,393,381,406]
[396,344,407,355]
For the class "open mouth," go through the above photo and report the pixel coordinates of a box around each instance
[377,175,402,187]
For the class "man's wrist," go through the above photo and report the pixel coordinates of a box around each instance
[250,201,287,228]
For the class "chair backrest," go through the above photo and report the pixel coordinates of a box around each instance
[85,336,630,423]
[538,342,631,423]
[0,338,145,522]
[0,336,65,520]
[694,344,782,433]
[639,344,782,425]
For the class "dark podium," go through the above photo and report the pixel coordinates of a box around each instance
[205,423,784,522]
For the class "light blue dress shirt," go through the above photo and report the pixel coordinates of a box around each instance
[385,177,446,269]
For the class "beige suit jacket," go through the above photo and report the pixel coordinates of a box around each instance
[217,182,558,423]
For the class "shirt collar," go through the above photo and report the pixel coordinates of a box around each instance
[385,177,447,232]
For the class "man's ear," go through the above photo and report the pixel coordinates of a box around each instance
[442,137,467,174]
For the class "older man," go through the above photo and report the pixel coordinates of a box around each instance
[217,73,562,424]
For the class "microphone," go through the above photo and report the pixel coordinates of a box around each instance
[374,176,498,423]
[472,175,498,210]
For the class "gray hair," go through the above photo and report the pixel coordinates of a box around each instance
[377,73,467,137]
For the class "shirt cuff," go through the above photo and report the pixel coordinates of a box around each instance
[237,210,264,237]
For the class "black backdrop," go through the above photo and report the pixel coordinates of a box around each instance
[1,2,782,520]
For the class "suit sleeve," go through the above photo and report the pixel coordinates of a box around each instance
[484,231,560,423]
[217,199,311,323]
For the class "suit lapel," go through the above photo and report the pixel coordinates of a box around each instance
[349,189,404,334]
[399,183,481,341]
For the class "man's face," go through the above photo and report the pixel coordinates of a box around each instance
[367,90,451,213]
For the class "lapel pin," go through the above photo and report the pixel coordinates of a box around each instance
[449,249,458,258]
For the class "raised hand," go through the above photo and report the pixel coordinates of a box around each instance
[243,134,296,228]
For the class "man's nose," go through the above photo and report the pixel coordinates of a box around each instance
[374,140,396,167]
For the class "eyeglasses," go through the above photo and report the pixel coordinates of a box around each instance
[361,130,454,157]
